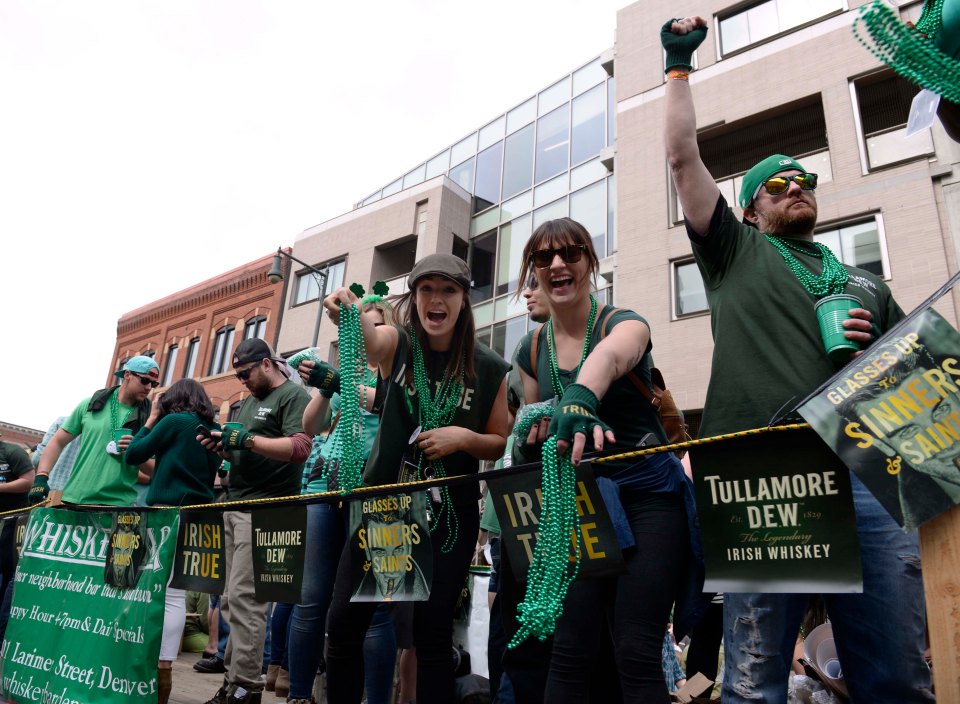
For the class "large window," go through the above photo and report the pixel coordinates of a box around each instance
[470,232,497,303]
[719,0,843,56]
[672,215,888,317]
[183,338,200,379]
[161,345,179,387]
[502,125,535,201]
[571,83,605,166]
[294,259,345,306]
[673,260,709,317]
[244,316,267,341]
[535,105,570,184]
[853,70,933,171]
[208,325,235,376]
[474,142,503,213]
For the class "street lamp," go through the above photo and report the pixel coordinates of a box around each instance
[268,247,329,348]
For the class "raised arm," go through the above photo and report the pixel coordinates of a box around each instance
[323,287,399,373]
[662,17,719,236]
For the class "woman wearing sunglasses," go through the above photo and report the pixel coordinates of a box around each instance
[125,378,223,704]
[510,218,699,704]
[321,253,510,704]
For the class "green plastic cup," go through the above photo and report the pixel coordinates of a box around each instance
[223,422,243,432]
[815,293,862,364]
[113,428,129,453]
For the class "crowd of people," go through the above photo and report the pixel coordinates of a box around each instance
[2,16,941,704]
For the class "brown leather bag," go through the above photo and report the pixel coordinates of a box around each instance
[528,307,689,457]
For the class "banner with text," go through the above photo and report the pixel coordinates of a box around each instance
[251,506,307,603]
[0,507,178,703]
[169,509,225,594]
[799,308,960,529]
[488,462,624,582]
[349,492,432,602]
[691,429,862,593]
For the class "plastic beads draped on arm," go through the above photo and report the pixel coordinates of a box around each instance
[512,400,557,442]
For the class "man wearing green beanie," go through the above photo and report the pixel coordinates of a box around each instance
[662,16,932,704]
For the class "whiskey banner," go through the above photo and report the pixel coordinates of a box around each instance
[0,507,178,703]
[799,308,960,529]
[691,429,862,593]
[488,461,623,582]
[170,509,225,594]
[251,506,307,603]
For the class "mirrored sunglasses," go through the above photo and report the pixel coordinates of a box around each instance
[759,172,818,198]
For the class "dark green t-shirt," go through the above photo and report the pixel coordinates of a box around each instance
[125,412,222,506]
[688,195,905,437]
[516,304,667,473]
[0,442,32,511]
[363,328,510,493]
[227,380,311,501]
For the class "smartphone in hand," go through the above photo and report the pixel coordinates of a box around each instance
[196,424,213,440]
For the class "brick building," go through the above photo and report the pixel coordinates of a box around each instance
[0,421,44,452]
[111,251,292,421]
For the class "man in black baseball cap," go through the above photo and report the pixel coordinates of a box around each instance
[199,337,311,704]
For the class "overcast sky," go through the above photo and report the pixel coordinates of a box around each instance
[1,0,631,432]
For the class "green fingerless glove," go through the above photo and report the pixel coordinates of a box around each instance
[222,426,254,451]
[660,18,708,72]
[307,361,341,398]
[548,384,611,446]
[29,474,49,504]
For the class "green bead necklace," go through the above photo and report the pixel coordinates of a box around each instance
[853,0,960,104]
[324,302,368,492]
[545,295,598,398]
[510,435,581,647]
[765,235,848,297]
[509,295,596,646]
[110,388,133,463]
[408,325,465,554]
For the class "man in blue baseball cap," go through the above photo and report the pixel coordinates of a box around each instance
[30,355,159,506]
[662,16,932,704]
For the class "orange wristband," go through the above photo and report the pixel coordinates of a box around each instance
[667,70,690,81]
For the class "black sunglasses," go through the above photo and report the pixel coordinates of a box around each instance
[235,366,256,381]
[530,244,587,269]
[131,373,159,389]
[758,172,818,198]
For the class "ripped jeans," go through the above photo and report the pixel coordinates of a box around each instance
[722,473,933,704]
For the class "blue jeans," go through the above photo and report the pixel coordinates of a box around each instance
[287,502,346,699]
[363,605,398,704]
[270,602,294,668]
[723,474,934,703]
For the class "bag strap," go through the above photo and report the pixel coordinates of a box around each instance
[529,324,544,381]
[597,306,658,407]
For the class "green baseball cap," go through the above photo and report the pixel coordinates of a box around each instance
[738,154,807,209]
[114,355,160,379]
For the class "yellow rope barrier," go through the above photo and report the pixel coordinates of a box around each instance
[4,423,812,519]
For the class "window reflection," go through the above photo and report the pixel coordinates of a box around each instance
[474,142,503,213]
[571,84,605,166]
[496,215,533,297]
[449,157,475,194]
[570,181,607,258]
[503,124,535,200]
[536,105,570,184]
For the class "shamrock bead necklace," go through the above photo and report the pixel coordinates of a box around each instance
[546,295,598,397]
[510,435,581,647]
[765,235,848,297]
[324,301,368,492]
[408,325,465,553]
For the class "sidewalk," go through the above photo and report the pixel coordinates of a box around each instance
[171,652,292,704]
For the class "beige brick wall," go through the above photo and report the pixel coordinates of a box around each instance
[276,177,471,358]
